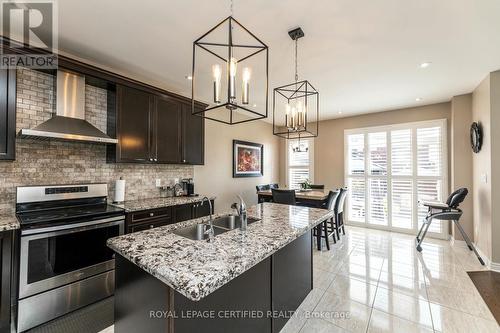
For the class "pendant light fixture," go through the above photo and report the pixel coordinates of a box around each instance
[191,0,269,125]
[273,27,319,139]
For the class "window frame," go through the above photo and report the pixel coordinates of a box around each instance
[344,119,448,239]
[286,138,315,189]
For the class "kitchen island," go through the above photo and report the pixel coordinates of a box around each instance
[107,202,333,333]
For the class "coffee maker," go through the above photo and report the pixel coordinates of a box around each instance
[181,178,195,196]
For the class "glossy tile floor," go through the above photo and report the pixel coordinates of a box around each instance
[99,226,498,333]
[280,226,499,333]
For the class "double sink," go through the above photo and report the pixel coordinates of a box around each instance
[173,215,261,241]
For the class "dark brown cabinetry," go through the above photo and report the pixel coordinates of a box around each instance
[115,85,153,162]
[0,69,16,161]
[0,230,13,332]
[173,200,214,224]
[181,104,204,165]
[155,97,182,163]
[126,207,173,234]
[109,85,205,165]
[125,200,214,234]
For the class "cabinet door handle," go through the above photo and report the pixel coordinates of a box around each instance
[150,224,154,229]
[183,159,186,163]
[154,158,158,162]
[150,213,154,217]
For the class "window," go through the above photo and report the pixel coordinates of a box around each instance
[287,139,314,189]
[345,119,447,239]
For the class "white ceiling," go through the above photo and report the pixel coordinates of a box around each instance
[54,0,500,121]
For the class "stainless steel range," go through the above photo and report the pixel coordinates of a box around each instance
[15,184,125,332]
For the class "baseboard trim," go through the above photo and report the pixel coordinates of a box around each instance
[472,242,496,271]
[490,262,500,272]
[450,236,467,247]
[449,236,499,271]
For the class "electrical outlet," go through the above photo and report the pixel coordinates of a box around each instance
[481,173,488,184]
[156,179,162,187]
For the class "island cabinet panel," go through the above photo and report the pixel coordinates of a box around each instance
[0,69,16,161]
[271,232,313,333]
[109,85,205,165]
[173,257,272,333]
[114,255,171,333]
[113,231,313,333]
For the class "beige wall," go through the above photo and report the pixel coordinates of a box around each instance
[472,74,492,260]
[490,71,500,262]
[312,103,451,190]
[450,94,474,241]
[194,120,280,213]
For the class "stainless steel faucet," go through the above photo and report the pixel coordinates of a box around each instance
[201,197,214,241]
[232,195,248,231]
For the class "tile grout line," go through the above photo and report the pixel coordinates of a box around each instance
[365,257,385,333]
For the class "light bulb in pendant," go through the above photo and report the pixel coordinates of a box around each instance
[242,67,250,104]
[229,57,237,99]
[212,64,221,103]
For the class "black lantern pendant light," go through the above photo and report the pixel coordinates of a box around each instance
[273,27,319,139]
[191,0,269,125]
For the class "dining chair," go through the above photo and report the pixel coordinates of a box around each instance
[324,190,340,244]
[309,184,325,190]
[271,189,296,205]
[334,187,348,239]
[313,218,331,250]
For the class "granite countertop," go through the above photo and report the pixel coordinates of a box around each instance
[107,202,333,301]
[112,195,216,213]
[0,208,20,232]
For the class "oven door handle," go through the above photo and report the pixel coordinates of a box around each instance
[21,215,125,237]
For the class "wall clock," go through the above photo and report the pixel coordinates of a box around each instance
[470,122,483,153]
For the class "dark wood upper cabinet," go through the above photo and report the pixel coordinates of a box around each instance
[181,104,205,165]
[154,97,182,163]
[115,85,153,162]
[0,69,16,161]
[109,85,205,165]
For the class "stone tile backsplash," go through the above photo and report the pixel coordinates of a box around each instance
[0,68,193,210]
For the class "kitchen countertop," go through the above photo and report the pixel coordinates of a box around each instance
[112,195,216,213]
[107,202,333,301]
[0,208,20,231]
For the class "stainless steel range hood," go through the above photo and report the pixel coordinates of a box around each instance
[19,70,118,144]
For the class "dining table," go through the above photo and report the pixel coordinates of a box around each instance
[257,189,329,208]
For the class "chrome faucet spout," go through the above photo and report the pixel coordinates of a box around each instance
[201,197,214,241]
[236,195,248,231]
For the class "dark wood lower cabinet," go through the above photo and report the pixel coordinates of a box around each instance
[126,201,215,234]
[0,231,13,333]
[114,231,313,333]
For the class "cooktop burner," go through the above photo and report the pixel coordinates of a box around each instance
[17,204,124,227]
[16,184,125,230]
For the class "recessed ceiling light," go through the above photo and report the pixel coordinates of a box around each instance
[185,75,193,80]
[419,62,432,69]
[416,97,422,102]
